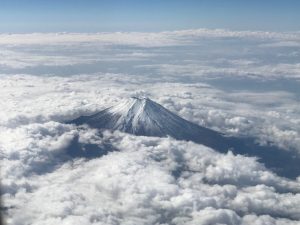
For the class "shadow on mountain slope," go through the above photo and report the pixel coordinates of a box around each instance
[68,97,300,179]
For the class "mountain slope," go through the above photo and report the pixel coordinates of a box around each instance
[69,97,300,179]
[70,97,222,145]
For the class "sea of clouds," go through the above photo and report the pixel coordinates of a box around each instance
[1,29,300,225]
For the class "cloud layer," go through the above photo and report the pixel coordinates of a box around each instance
[0,73,300,224]
[1,29,300,224]
[0,29,299,79]
[0,29,299,46]
[2,128,300,225]
[1,74,299,152]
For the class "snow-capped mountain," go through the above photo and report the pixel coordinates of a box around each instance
[69,97,300,178]
[70,97,223,146]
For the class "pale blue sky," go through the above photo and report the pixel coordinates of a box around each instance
[1,0,300,32]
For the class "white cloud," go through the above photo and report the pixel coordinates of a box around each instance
[0,73,299,152]
[0,29,299,47]
[0,49,98,69]
[1,29,299,81]
[0,49,161,69]
[137,62,300,79]
[2,130,300,224]
[1,30,300,224]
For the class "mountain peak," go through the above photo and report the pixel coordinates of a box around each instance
[68,99,300,179]
[109,97,154,118]
[70,97,219,141]
[125,96,152,109]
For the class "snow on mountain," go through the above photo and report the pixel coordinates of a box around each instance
[70,97,222,144]
[69,97,300,179]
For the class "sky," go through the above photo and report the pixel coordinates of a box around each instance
[1,0,300,32]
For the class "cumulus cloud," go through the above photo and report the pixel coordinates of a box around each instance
[1,29,300,224]
[2,130,300,225]
[0,73,299,152]
[1,76,300,224]
[1,74,300,224]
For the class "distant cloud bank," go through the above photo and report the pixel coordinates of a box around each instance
[0,29,299,47]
